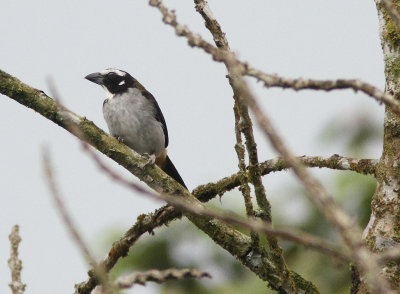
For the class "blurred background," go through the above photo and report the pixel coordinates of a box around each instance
[0,1,384,293]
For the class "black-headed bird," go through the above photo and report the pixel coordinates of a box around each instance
[85,68,186,189]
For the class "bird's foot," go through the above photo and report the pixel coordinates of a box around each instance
[115,136,124,143]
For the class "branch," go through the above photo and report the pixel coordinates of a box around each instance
[149,0,400,114]
[147,1,392,293]
[78,142,348,293]
[116,268,211,288]
[194,155,377,203]
[194,0,229,49]
[8,225,25,294]
[246,68,400,111]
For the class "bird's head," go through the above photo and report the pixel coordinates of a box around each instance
[85,68,135,95]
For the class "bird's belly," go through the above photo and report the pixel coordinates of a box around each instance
[103,100,165,156]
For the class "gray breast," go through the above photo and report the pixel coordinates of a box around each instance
[102,88,165,156]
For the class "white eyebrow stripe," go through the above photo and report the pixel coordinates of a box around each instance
[100,68,126,76]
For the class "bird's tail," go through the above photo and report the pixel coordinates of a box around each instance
[163,155,187,189]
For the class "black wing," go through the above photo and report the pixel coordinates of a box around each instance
[141,90,169,148]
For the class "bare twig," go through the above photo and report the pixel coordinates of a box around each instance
[117,268,211,288]
[8,225,25,294]
[41,148,115,294]
[194,0,229,49]
[246,68,400,111]
[42,149,97,268]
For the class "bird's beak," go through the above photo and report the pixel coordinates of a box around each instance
[85,72,104,85]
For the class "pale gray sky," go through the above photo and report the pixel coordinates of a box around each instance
[0,1,384,293]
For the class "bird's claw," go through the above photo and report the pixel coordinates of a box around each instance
[115,136,124,143]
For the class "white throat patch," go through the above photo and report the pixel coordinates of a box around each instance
[102,85,115,99]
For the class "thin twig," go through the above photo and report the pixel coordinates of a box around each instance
[41,148,115,294]
[117,268,211,288]
[8,225,25,294]
[194,0,229,49]
[246,68,399,111]
[42,149,97,270]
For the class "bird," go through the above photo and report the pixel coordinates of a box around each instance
[85,68,187,189]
